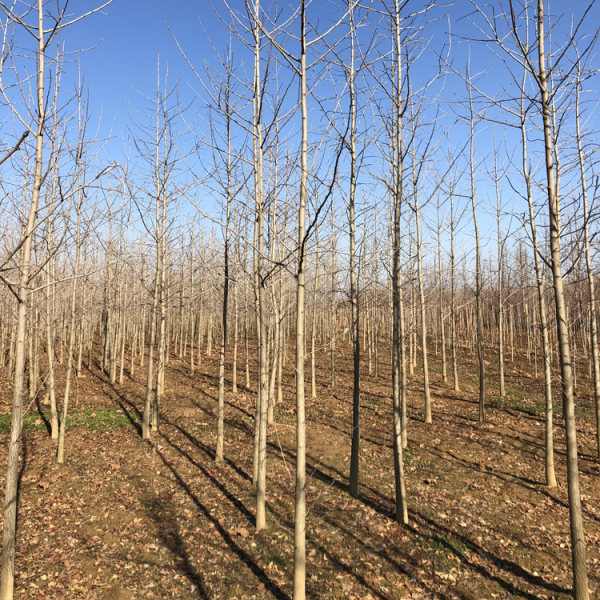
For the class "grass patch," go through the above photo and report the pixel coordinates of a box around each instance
[264,544,288,568]
[0,408,139,434]
[404,446,434,474]
[141,495,168,514]
[275,409,296,425]
[403,447,417,467]
[489,389,559,418]
[70,408,139,431]
[426,533,468,572]
[0,412,48,434]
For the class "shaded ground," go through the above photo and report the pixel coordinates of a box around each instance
[0,338,599,599]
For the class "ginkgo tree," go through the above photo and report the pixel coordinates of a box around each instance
[0,2,113,598]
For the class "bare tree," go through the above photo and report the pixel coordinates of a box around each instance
[347,0,361,497]
[57,81,88,464]
[469,0,596,594]
[0,2,112,596]
[575,58,600,459]
[518,61,556,488]
[389,0,410,525]
[536,4,589,589]
[135,59,181,440]
[257,2,351,595]
[466,61,485,422]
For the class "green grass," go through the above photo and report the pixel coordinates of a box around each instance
[425,533,468,572]
[0,408,139,434]
[141,494,168,514]
[403,445,435,474]
[489,388,561,418]
[403,447,417,467]
[275,409,296,425]
[490,390,542,416]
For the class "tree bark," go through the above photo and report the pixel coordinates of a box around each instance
[536,1,588,594]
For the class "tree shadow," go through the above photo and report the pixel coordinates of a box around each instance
[412,509,572,599]
[275,436,572,599]
[15,431,28,532]
[165,417,252,483]
[107,385,143,436]
[313,508,459,600]
[143,492,210,599]
[151,443,290,600]
[34,394,52,436]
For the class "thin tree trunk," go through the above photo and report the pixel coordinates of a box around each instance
[437,201,447,385]
[413,173,431,423]
[0,5,45,595]
[45,234,58,439]
[251,2,268,532]
[348,7,361,496]
[467,74,485,422]
[537,2,588,594]
[520,64,556,488]
[310,229,319,399]
[391,0,408,525]
[495,150,505,398]
[294,6,308,594]
[216,74,233,464]
[576,71,600,458]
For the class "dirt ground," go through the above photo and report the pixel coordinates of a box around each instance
[0,338,599,599]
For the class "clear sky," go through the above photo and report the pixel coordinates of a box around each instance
[3,0,600,268]
[66,1,462,158]
[68,1,227,157]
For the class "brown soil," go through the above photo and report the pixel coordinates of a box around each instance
[1,340,599,599]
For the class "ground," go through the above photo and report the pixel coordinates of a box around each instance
[0,338,599,599]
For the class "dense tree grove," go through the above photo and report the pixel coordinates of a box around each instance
[0,1,599,599]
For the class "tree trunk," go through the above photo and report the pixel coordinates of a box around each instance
[536,2,588,594]
[348,6,361,497]
[0,4,45,596]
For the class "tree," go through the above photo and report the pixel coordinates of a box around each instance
[530,3,590,593]
[518,59,556,487]
[466,61,485,422]
[0,2,112,596]
[58,81,87,464]
[347,0,361,497]
[257,2,351,594]
[575,57,600,459]
[134,59,181,441]
[389,0,410,525]
[469,0,596,594]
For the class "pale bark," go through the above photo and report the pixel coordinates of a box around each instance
[348,2,361,497]
[45,229,58,439]
[576,70,600,458]
[451,190,459,392]
[310,229,319,399]
[413,162,431,423]
[519,63,556,488]
[391,0,408,525]
[467,74,485,422]
[436,201,447,384]
[216,72,233,464]
[57,106,85,463]
[250,0,268,532]
[293,5,308,594]
[494,151,505,398]
[536,1,588,594]
[0,3,46,595]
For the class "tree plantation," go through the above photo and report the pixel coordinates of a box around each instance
[1,0,600,599]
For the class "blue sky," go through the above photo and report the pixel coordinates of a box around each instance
[2,0,599,272]
[68,1,225,156]
[67,1,459,158]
